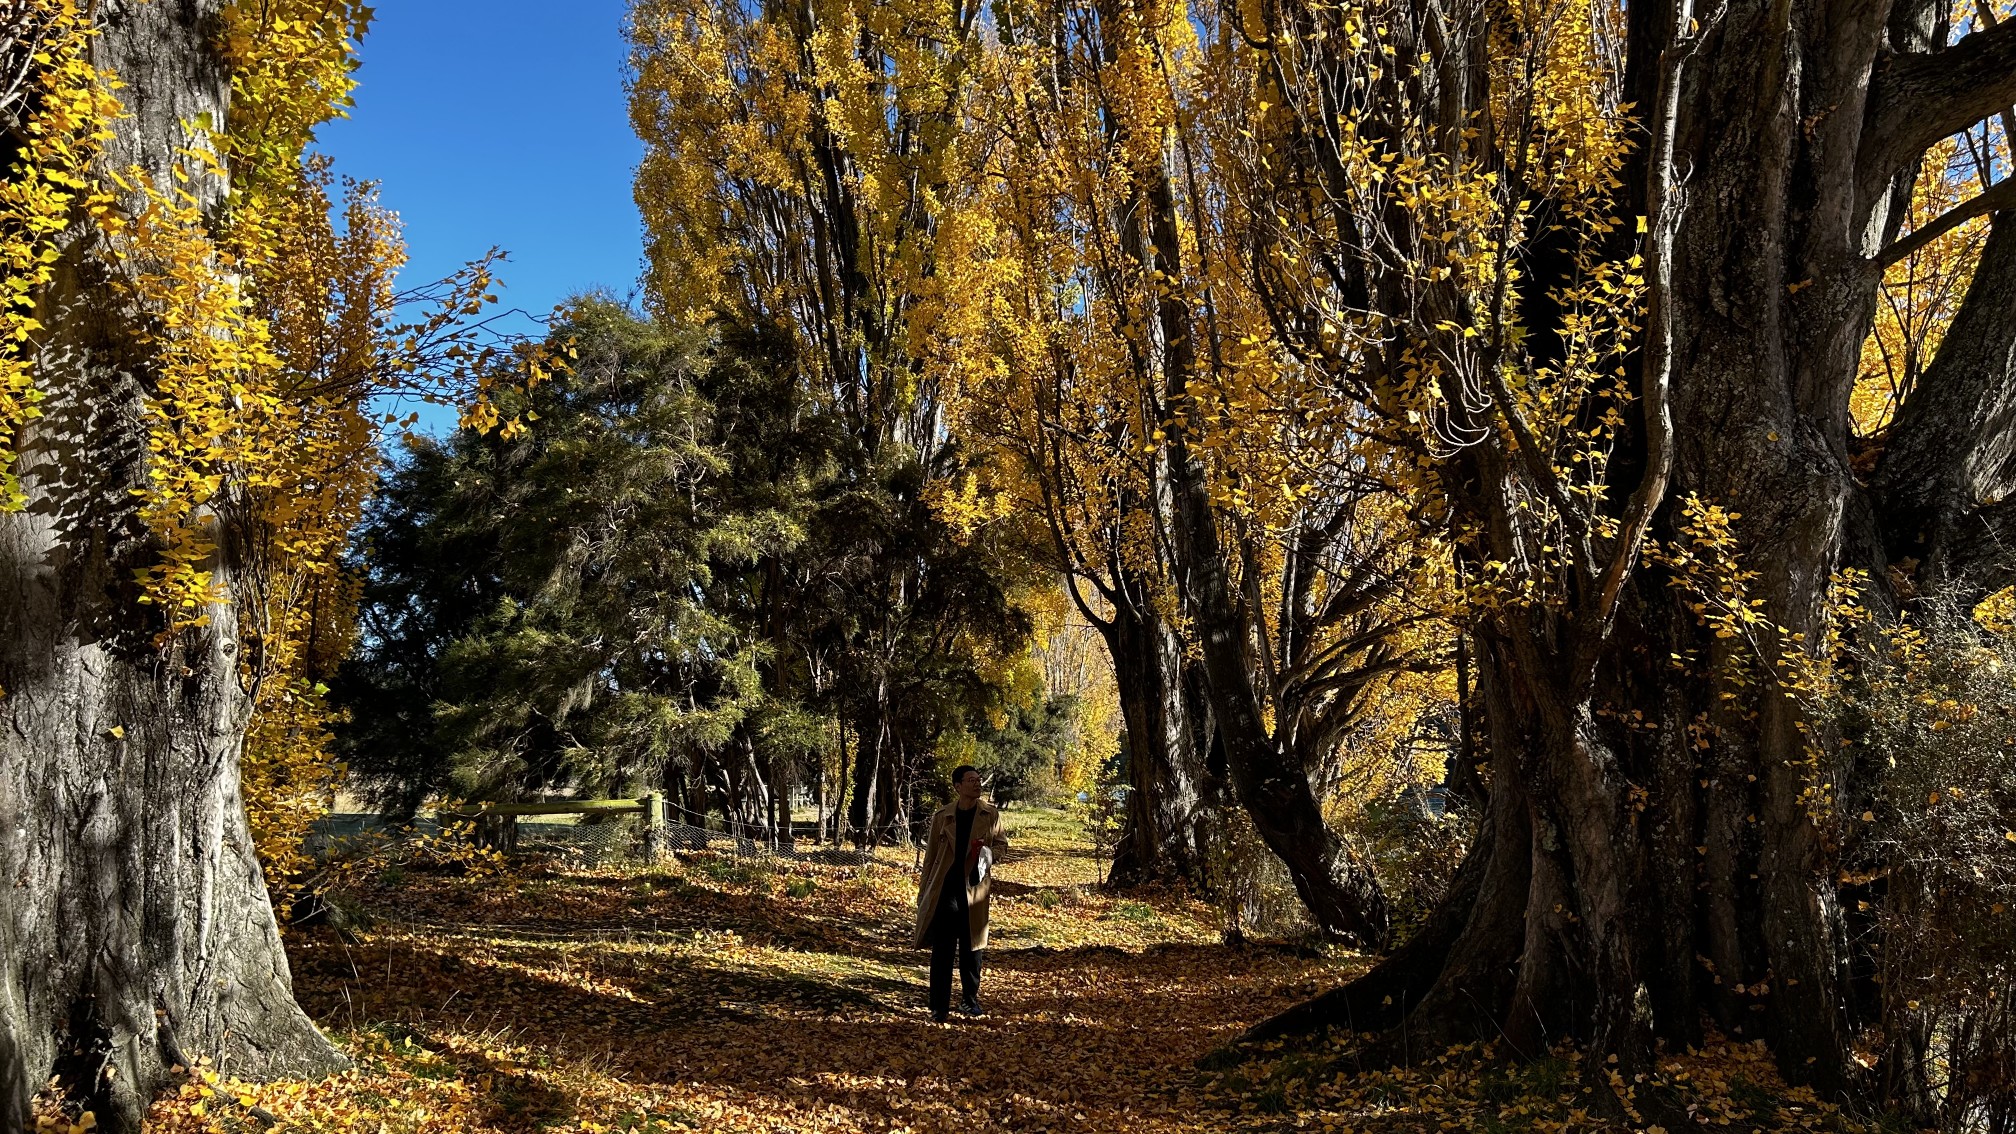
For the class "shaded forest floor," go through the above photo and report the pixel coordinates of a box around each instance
[143,807,1884,1133]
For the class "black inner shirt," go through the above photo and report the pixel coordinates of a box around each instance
[942,803,978,910]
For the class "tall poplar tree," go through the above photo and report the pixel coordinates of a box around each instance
[944,0,1456,937]
[628,0,1043,841]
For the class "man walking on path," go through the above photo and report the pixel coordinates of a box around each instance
[915,765,1009,1021]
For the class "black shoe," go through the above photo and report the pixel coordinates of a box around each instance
[959,997,982,1016]
[932,1010,948,1023]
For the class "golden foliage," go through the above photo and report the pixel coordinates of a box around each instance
[628,0,985,441]
[1853,103,2009,437]
[937,0,1469,789]
[0,0,503,895]
[0,0,121,510]
[1031,595,1123,796]
[101,0,385,893]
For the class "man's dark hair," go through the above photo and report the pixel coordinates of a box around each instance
[950,764,980,787]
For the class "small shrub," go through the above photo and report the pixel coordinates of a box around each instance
[1252,1078,1291,1114]
[1354,790,1473,944]
[1838,601,2016,1130]
[1205,807,1312,940]
[1727,1075,1781,1128]
[690,855,764,887]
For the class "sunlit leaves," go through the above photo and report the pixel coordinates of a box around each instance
[1854,135,2003,439]
[0,1,121,510]
[0,0,515,895]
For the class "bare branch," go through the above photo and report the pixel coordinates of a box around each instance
[1876,174,2016,267]
[1864,18,2016,185]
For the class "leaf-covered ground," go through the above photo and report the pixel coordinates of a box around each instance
[137,807,1888,1133]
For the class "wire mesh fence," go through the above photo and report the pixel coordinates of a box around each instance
[518,815,879,868]
[307,807,881,870]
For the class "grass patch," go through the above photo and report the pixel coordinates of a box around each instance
[1106,899,1160,924]
[688,855,767,888]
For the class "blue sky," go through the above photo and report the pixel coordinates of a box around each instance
[321,1,645,342]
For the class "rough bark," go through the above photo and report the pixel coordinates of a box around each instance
[1874,212,2016,603]
[1246,0,2016,1103]
[1100,592,1216,890]
[1652,0,1894,1083]
[0,2,343,1128]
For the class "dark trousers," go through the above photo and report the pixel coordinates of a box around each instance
[928,894,981,1017]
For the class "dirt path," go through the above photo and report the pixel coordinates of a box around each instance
[142,808,1875,1134]
[220,807,1358,1133]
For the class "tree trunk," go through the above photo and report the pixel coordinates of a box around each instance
[1100,592,1216,889]
[1248,0,2016,1101]
[0,3,343,1128]
[771,747,795,849]
[1874,210,2016,606]
[847,705,899,845]
[829,722,850,845]
[1149,159,1392,945]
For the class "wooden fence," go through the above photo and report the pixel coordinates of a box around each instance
[441,795,669,856]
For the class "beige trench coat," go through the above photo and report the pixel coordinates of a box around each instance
[913,800,1009,949]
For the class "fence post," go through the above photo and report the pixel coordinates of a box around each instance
[641,793,664,860]
[474,810,519,853]
[473,810,500,852]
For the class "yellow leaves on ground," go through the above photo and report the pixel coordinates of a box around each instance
[141,808,1861,1134]
[1203,1034,1878,1133]
[148,808,1355,1134]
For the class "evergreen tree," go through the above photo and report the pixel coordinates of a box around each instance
[337,302,774,804]
[337,304,1050,842]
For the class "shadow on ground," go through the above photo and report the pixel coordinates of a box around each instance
[289,856,1359,1134]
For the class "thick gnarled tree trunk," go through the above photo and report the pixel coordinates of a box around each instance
[1246,0,2016,1105]
[0,3,342,1128]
